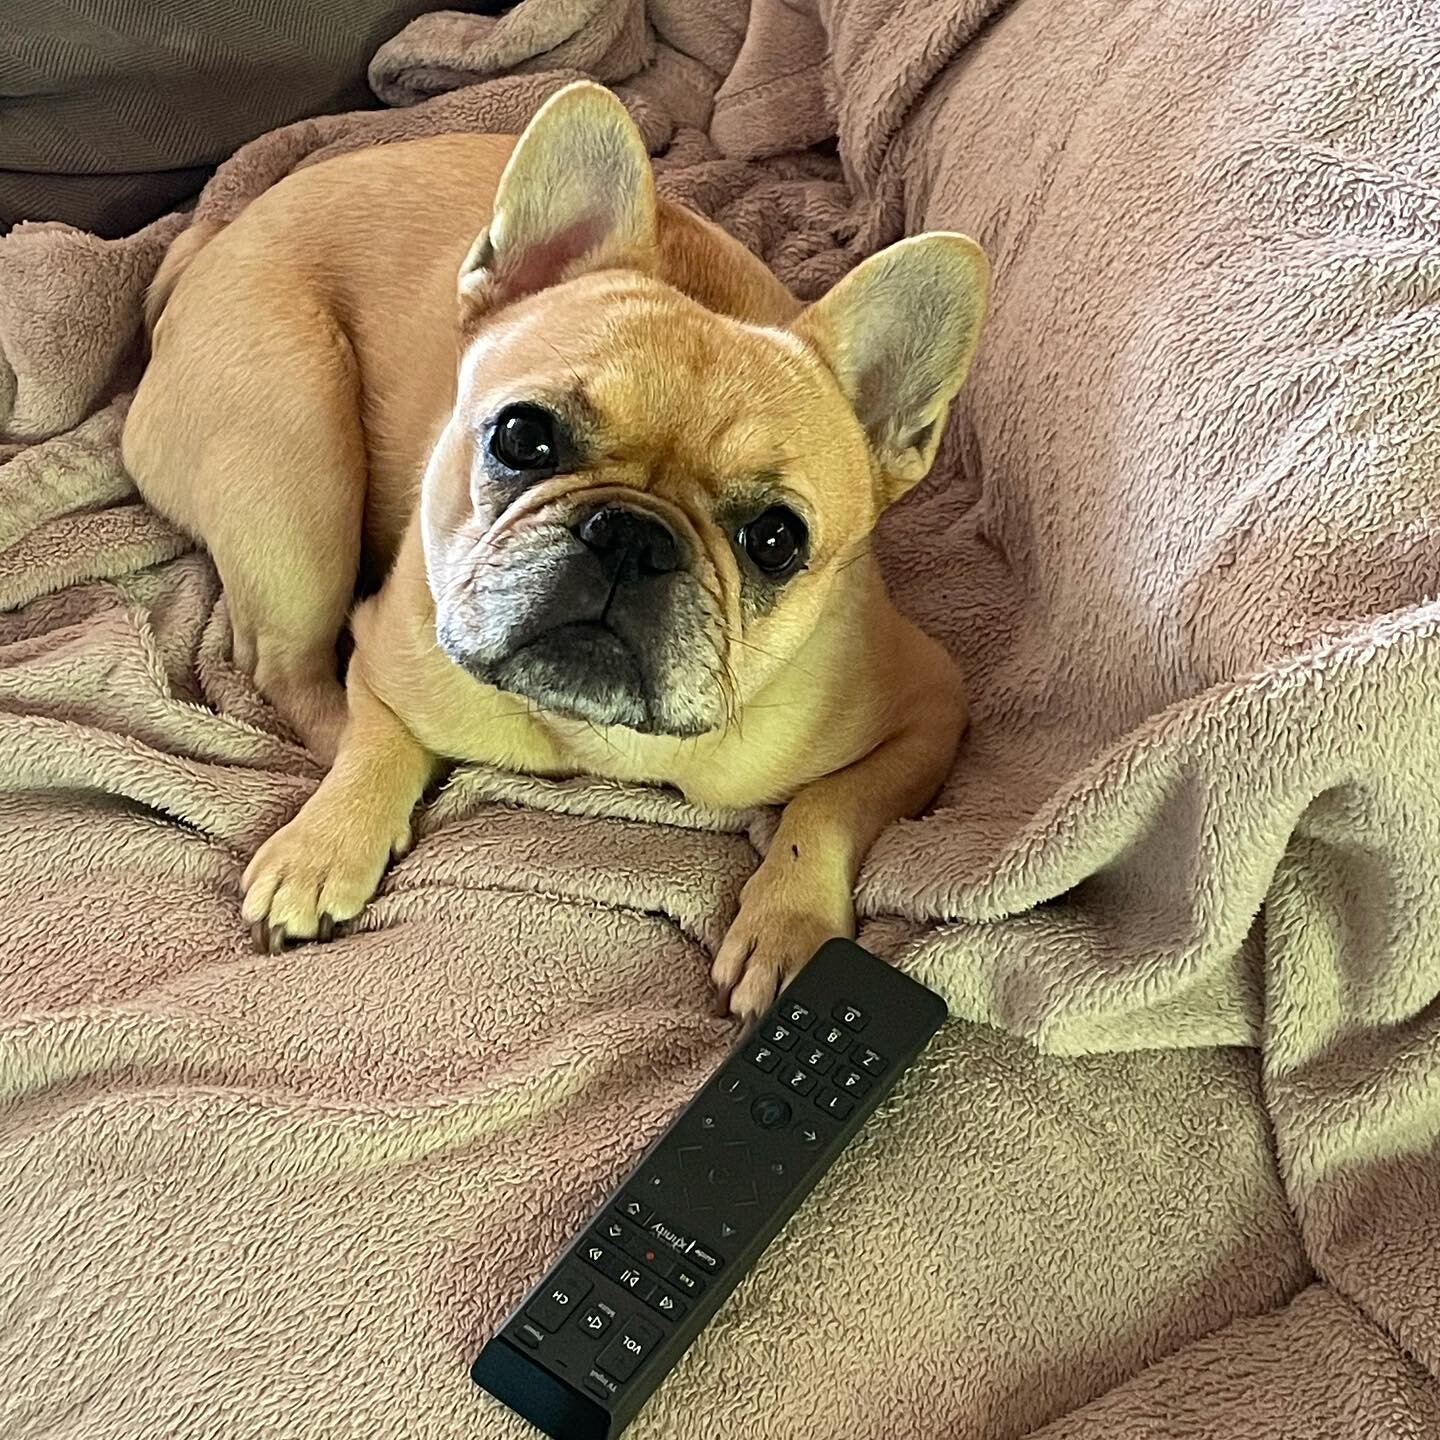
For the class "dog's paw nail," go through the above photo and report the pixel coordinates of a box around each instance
[317,912,335,943]
[266,923,286,956]
[249,921,268,955]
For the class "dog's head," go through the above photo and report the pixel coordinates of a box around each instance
[422,82,988,737]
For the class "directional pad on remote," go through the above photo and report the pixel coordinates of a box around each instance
[678,1140,759,1211]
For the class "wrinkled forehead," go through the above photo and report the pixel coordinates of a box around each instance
[458,277,852,491]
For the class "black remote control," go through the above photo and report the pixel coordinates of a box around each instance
[471,937,948,1439]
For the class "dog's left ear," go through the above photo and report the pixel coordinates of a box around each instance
[793,234,989,506]
[460,81,657,311]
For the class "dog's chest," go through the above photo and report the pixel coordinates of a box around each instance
[538,712,810,811]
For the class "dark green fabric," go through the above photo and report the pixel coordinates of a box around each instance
[0,0,503,236]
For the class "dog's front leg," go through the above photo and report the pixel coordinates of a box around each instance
[242,671,438,952]
[711,710,964,1023]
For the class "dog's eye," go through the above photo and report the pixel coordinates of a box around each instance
[739,505,807,578]
[490,405,559,472]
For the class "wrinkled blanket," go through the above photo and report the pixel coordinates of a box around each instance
[3,0,1440,1436]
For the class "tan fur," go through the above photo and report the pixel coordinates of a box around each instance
[142,218,226,337]
[123,84,987,1019]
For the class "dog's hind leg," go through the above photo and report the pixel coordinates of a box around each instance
[125,283,365,764]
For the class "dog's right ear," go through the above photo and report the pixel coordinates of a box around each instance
[459,82,656,312]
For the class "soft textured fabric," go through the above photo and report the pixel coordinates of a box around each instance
[2,0,1439,1435]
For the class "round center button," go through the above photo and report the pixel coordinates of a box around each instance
[750,1095,792,1129]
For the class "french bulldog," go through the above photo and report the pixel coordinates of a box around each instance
[122,82,988,1020]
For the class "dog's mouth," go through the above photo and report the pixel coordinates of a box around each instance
[430,496,730,737]
[478,619,654,731]
[440,598,720,738]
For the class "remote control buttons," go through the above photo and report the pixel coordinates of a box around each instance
[581,1239,617,1277]
[834,1002,867,1031]
[671,1267,703,1296]
[517,1322,545,1349]
[796,1122,824,1148]
[618,1193,652,1225]
[640,1217,725,1274]
[642,1281,688,1321]
[751,1095,792,1129]
[596,1211,712,1303]
[718,1073,750,1102]
[585,1371,618,1400]
[851,1044,888,1074]
[816,1023,849,1052]
[834,1067,872,1097]
[764,1021,800,1050]
[818,1090,854,1120]
[798,1044,833,1076]
[577,1301,616,1339]
[524,1269,592,1332]
[600,1216,637,1247]
[596,1317,661,1383]
[780,1000,815,1030]
[688,1243,723,1273]
[749,1044,780,1074]
[680,1141,760,1211]
[784,1066,816,1096]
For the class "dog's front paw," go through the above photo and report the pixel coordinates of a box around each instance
[240,804,411,954]
[711,857,855,1024]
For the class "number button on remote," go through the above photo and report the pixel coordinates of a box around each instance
[749,1044,780,1074]
[596,1317,661,1384]
[834,1067,871,1097]
[784,1066,816,1096]
[816,1022,849,1052]
[764,1022,799,1050]
[834,1003,867,1031]
[780,1000,815,1030]
[852,1044,888,1074]
[798,1044,833,1075]
[524,1269,592,1332]
[817,1090,854,1120]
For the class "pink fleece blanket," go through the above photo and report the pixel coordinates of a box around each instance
[3,0,1440,1435]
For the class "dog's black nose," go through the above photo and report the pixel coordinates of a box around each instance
[573,506,680,580]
